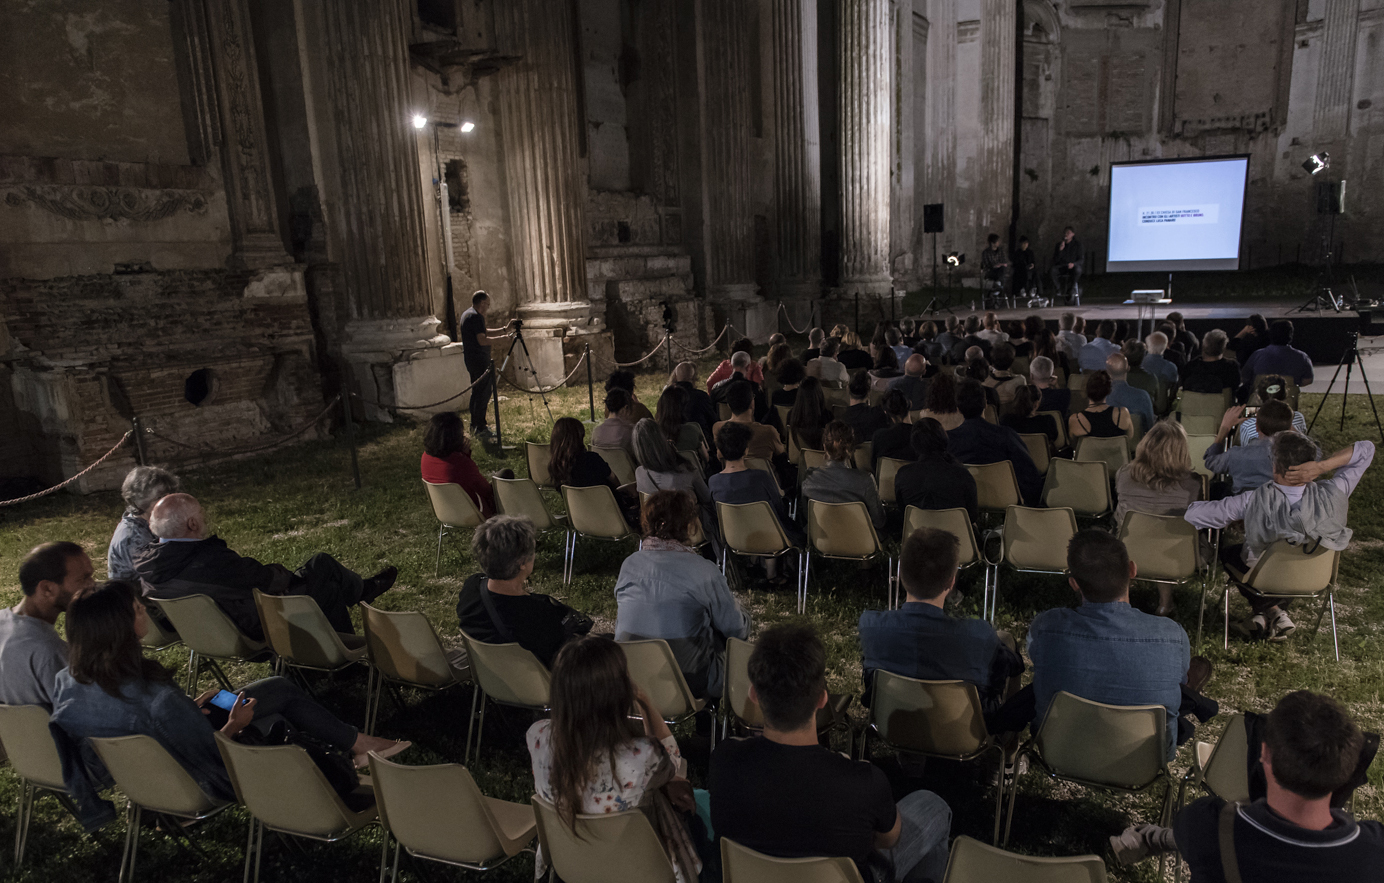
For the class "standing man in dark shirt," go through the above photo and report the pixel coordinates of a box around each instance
[459,290,512,438]
[710,623,951,882]
[1050,226,1084,304]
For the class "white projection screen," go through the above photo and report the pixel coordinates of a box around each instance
[1106,156,1250,272]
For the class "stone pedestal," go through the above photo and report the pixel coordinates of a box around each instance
[340,316,462,422]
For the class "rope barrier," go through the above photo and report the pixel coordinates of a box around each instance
[777,301,813,336]
[0,431,133,507]
[349,367,493,412]
[142,396,341,458]
[670,322,733,355]
[497,349,590,395]
[592,335,669,371]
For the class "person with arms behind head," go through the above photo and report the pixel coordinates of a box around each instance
[108,466,180,580]
[1,543,95,709]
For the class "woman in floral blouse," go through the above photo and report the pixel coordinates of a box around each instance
[528,635,702,882]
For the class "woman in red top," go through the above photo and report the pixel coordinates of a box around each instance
[421,412,497,517]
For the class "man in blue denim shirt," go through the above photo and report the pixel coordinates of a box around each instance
[1027,530,1215,760]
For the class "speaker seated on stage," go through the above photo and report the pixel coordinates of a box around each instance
[1012,236,1037,296]
[1050,226,1084,299]
[980,233,1009,290]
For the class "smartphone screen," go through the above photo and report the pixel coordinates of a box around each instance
[209,690,242,711]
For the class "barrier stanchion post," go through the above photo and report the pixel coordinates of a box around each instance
[339,387,361,490]
[131,416,146,466]
[665,332,673,377]
[585,343,597,423]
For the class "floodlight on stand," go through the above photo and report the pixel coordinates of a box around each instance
[1301,152,1330,175]
[412,114,428,129]
[945,252,965,267]
[460,121,476,133]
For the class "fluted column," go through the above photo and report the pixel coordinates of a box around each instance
[1313,0,1360,140]
[772,0,822,310]
[495,0,590,329]
[979,0,1016,236]
[838,0,892,296]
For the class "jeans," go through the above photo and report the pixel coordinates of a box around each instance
[466,355,493,432]
[295,553,365,634]
[1051,264,1082,300]
[243,676,357,752]
[886,790,952,883]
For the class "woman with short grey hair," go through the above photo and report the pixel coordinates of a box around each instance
[107,466,181,579]
[455,515,591,667]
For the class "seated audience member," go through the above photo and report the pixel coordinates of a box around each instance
[656,384,709,461]
[1029,356,1071,418]
[1056,312,1086,363]
[770,358,805,410]
[918,370,964,432]
[1122,341,1164,412]
[949,315,989,364]
[108,466,180,580]
[1142,331,1180,389]
[948,379,1043,506]
[710,623,952,883]
[804,421,885,529]
[633,419,717,551]
[707,338,764,390]
[606,370,654,423]
[870,390,915,470]
[1240,374,1308,444]
[984,342,1026,412]
[934,316,962,357]
[1114,422,1202,614]
[529,636,703,882]
[1156,322,1188,373]
[1230,313,1271,365]
[888,354,931,411]
[841,370,890,444]
[614,491,750,698]
[868,344,903,392]
[134,494,396,640]
[1180,328,1243,396]
[669,361,719,444]
[592,388,637,454]
[1001,385,1059,443]
[895,420,979,524]
[549,416,639,525]
[806,337,850,385]
[709,422,805,548]
[1165,311,1199,357]
[420,411,500,517]
[1204,400,1294,495]
[1068,370,1133,441]
[801,327,825,364]
[978,311,1008,346]
[1106,353,1156,435]
[1187,432,1374,641]
[1242,319,1314,390]
[859,528,1023,723]
[762,336,790,376]
[837,329,875,371]
[1112,692,1384,880]
[1033,327,1072,379]
[1007,319,1033,359]
[712,380,785,464]
[913,322,945,364]
[1,543,95,709]
[786,377,832,452]
[458,515,592,667]
[1027,531,1216,760]
[51,579,406,831]
[886,326,912,367]
[1077,320,1120,372]
[710,351,773,424]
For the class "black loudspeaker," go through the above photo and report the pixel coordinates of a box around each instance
[1317,180,1346,215]
[923,203,944,233]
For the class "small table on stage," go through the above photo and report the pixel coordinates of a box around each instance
[1124,292,1172,341]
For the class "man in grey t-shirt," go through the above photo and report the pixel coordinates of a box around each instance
[1,542,95,709]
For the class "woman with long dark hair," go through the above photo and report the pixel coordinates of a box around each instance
[918,371,963,431]
[548,417,639,525]
[421,411,497,517]
[528,635,702,882]
[785,376,831,451]
[655,385,708,461]
[49,580,406,828]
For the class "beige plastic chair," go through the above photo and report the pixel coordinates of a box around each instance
[802,448,828,471]
[618,639,707,727]
[1117,512,1208,644]
[215,733,379,883]
[89,735,231,883]
[745,458,786,496]
[942,835,1108,883]
[1037,409,1069,449]
[721,837,865,883]
[721,637,851,742]
[138,612,180,651]
[853,441,873,472]
[861,674,1006,843]
[527,441,556,488]
[153,593,270,694]
[361,603,471,735]
[997,506,1077,621]
[1222,540,1341,659]
[370,755,535,880]
[252,589,369,681]
[775,404,793,441]
[1177,713,1250,816]
[457,630,551,764]
[1185,434,1218,478]
[560,484,637,584]
[424,479,486,575]
[876,456,910,504]
[593,446,638,486]
[716,500,802,585]
[1178,389,1233,436]
[901,506,990,612]
[1040,458,1111,519]
[0,705,73,867]
[966,461,1022,525]
[803,499,892,615]
[1019,434,1051,475]
[493,476,566,535]
[1006,692,1173,853]
[1066,373,1089,414]
[1074,435,1129,477]
[532,794,677,883]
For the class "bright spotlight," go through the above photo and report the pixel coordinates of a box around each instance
[460,120,476,133]
[412,114,428,130]
[1301,152,1330,175]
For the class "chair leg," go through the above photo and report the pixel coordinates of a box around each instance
[1195,569,1208,651]
[14,783,31,867]
[185,649,199,694]
[390,839,402,883]
[242,817,257,883]
[208,660,234,691]
[435,523,445,577]
[1330,594,1340,661]
[799,552,811,614]
[991,746,1005,845]
[364,666,378,736]
[1224,586,1231,650]
[252,817,265,883]
[119,803,142,883]
[377,826,391,883]
[1002,757,1020,845]
[464,685,481,765]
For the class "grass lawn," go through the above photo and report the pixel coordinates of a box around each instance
[1,354,1380,882]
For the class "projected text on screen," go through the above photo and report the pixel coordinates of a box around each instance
[1106,157,1249,272]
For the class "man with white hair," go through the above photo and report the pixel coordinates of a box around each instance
[108,466,181,580]
[1056,312,1086,363]
[133,493,397,640]
[1180,329,1243,396]
[710,350,771,423]
[1105,353,1155,434]
[1029,356,1071,416]
[1143,332,1180,388]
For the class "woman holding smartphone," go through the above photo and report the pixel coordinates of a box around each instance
[48,580,408,829]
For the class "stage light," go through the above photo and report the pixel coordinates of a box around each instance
[945,252,966,267]
[412,114,428,129]
[460,120,475,133]
[1302,152,1330,175]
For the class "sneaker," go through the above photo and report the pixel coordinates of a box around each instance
[1268,610,1296,642]
[1230,613,1268,640]
[1109,824,1161,867]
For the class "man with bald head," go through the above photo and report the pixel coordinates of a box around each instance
[887,354,931,411]
[132,494,396,639]
[1105,353,1155,435]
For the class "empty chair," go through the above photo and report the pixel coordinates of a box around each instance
[716,500,802,583]
[995,506,1078,621]
[803,499,892,615]
[370,755,536,880]
[1074,436,1129,477]
[1018,434,1051,475]
[1040,458,1111,519]
[721,837,865,883]
[0,705,75,867]
[215,733,379,883]
[1221,540,1341,659]
[942,835,1108,883]
[876,456,910,504]
[493,476,566,535]
[594,446,638,486]
[618,639,707,727]
[560,484,638,584]
[775,404,793,440]
[360,603,470,735]
[526,441,556,488]
[89,735,232,883]
[1117,512,1207,642]
[252,589,369,680]
[153,593,270,694]
[457,630,551,764]
[532,794,677,883]
[966,461,1022,525]
[424,479,486,575]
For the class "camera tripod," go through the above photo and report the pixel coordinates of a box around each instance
[1294,217,1343,314]
[1307,331,1384,440]
[488,320,554,455]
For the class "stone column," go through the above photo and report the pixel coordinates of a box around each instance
[772,0,822,326]
[979,0,1016,237]
[838,0,893,301]
[1313,0,1360,141]
[494,0,598,387]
